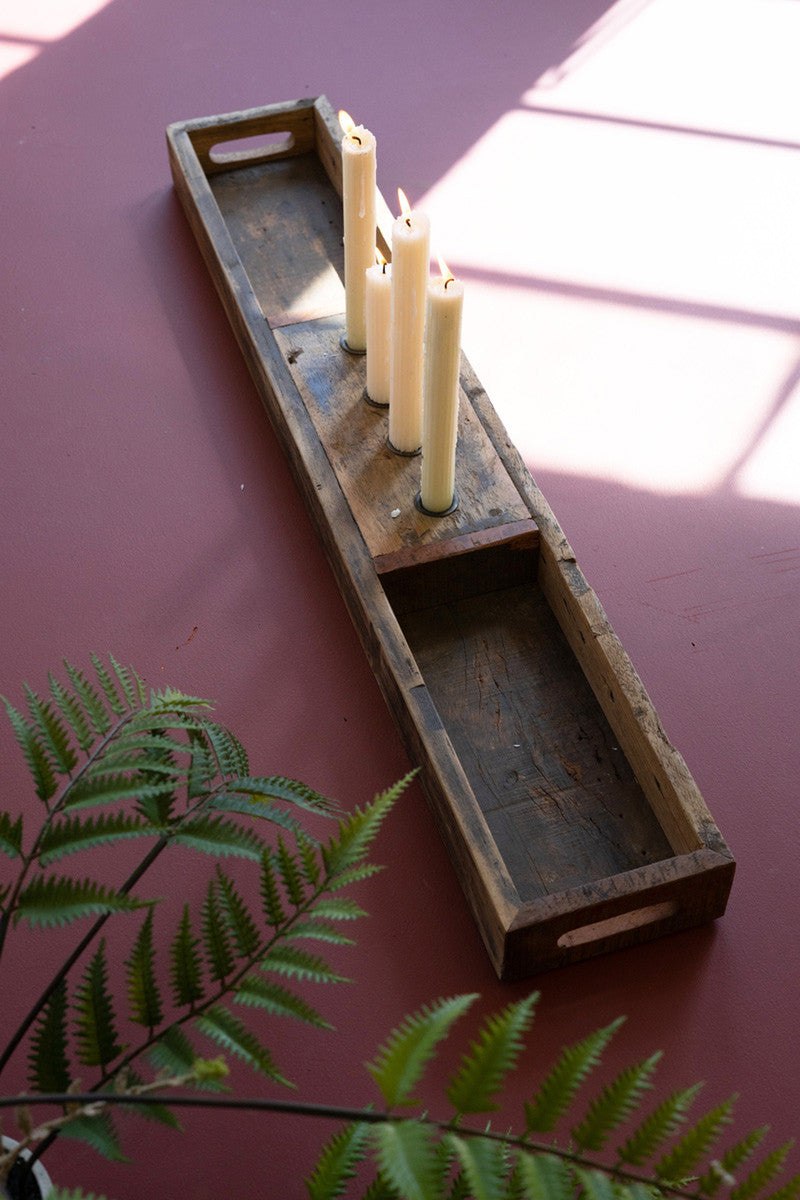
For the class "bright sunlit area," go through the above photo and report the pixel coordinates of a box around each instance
[420,0,800,505]
[0,0,110,79]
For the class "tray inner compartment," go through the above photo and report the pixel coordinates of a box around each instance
[381,542,675,904]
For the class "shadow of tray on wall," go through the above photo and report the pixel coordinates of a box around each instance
[166,95,734,979]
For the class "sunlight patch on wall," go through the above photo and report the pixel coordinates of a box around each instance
[0,0,112,80]
[418,0,800,504]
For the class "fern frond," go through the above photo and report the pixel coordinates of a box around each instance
[202,879,235,983]
[367,994,479,1110]
[729,1140,795,1200]
[234,973,331,1028]
[28,978,71,1092]
[62,658,113,736]
[59,1108,126,1162]
[524,1017,625,1134]
[516,1151,575,1200]
[325,863,385,892]
[170,814,264,861]
[120,1067,182,1130]
[74,939,125,1069]
[38,811,153,865]
[287,919,355,947]
[229,774,339,815]
[186,728,216,799]
[260,943,347,985]
[13,875,146,930]
[372,1120,439,1200]
[90,652,127,716]
[62,771,177,813]
[573,1165,617,1200]
[618,1082,704,1166]
[260,850,287,927]
[3,697,57,801]
[0,810,23,859]
[108,654,144,710]
[276,836,306,906]
[147,686,213,712]
[194,1004,288,1082]
[125,907,164,1030]
[46,1189,115,1200]
[572,1051,662,1151]
[322,779,408,881]
[306,1122,372,1200]
[308,896,367,922]
[696,1127,769,1196]
[146,1026,197,1077]
[208,791,307,836]
[199,721,249,779]
[447,992,539,1116]
[655,1094,737,1184]
[214,868,261,958]
[298,833,322,888]
[444,1131,507,1200]
[169,904,205,1008]
[90,750,179,778]
[24,683,78,776]
[49,672,96,752]
[763,1172,800,1200]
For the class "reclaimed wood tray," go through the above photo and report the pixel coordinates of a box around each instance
[166,95,735,979]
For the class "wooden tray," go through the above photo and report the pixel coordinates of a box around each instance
[166,95,735,979]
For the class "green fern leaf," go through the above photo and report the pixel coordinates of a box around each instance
[730,1141,795,1200]
[14,875,146,930]
[697,1127,769,1196]
[367,994,478,1110]
[202,879,235,982]
[59,1108,127,1162]
[260,851,287,927]
[524,1017,625,1134]
[573,1051,662,1151]
[516,1151,575,1200]
[208,791,306,836]
[194,1004,288,1082]
[444,1131,507,1200]
[24,683,78,775]
[287,919,355,946]
[28,978,71,1092]
[229,775,339,815]
[125,907,164,1030]
[108,654,144,710]
[147,1025,197,1077]
[618,1082,704,1166]
[91,652,127,716]
[373,1120,439,1200]
[655,1094,737,1184]
[91,750,179,778]
[234,973,331,1028]
[306,1122,372,1200]
[49,672,96,753]
[322,780,407,880]
[121,1068,182,1130]
[214,867,261,958]
[62,659,113,736]
[74,939,125,1069]
[200,720,249,778]
[38,811,153,865]
[308,896,367,922]
[3,697,57,801]
[169,904,205,1007]
[448,992,539,1116]
[47,1189,115,1200]
[62,771,177,813]
[298,833,322,888]
[147,685,213,712]
[763,1173,800,1200]
[261,943,347,985]
[0,810,23,858]
[325,863,384,892]
[276,836,306,906]
[170,814,264,860]
[186,728,216,799]
[573,1166,618,1200]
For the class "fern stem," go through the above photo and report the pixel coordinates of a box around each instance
[0,1090,730,1200]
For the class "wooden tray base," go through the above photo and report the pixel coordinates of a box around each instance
[166,96,734,979]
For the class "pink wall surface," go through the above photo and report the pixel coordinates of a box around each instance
[2,1,799,1197]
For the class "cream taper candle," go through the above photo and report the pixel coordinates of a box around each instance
[388,190,430,454]
[339,111,377,353]
[420,260,464,514]
[365,254,392,407]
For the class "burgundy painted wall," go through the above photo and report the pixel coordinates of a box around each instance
[2,1,799,1197]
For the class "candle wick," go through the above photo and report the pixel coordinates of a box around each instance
[351,133,362,145]
[382,261,387,274]
[444,276,454,290]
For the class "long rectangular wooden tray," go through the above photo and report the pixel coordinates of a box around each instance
[166,95,735,979]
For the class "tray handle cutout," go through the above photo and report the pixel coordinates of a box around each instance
[208,130,295,165]
[557,900,678,950]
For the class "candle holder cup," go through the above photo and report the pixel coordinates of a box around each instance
[415,491,458,518]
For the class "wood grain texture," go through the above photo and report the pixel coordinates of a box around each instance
[166,95,735,979]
